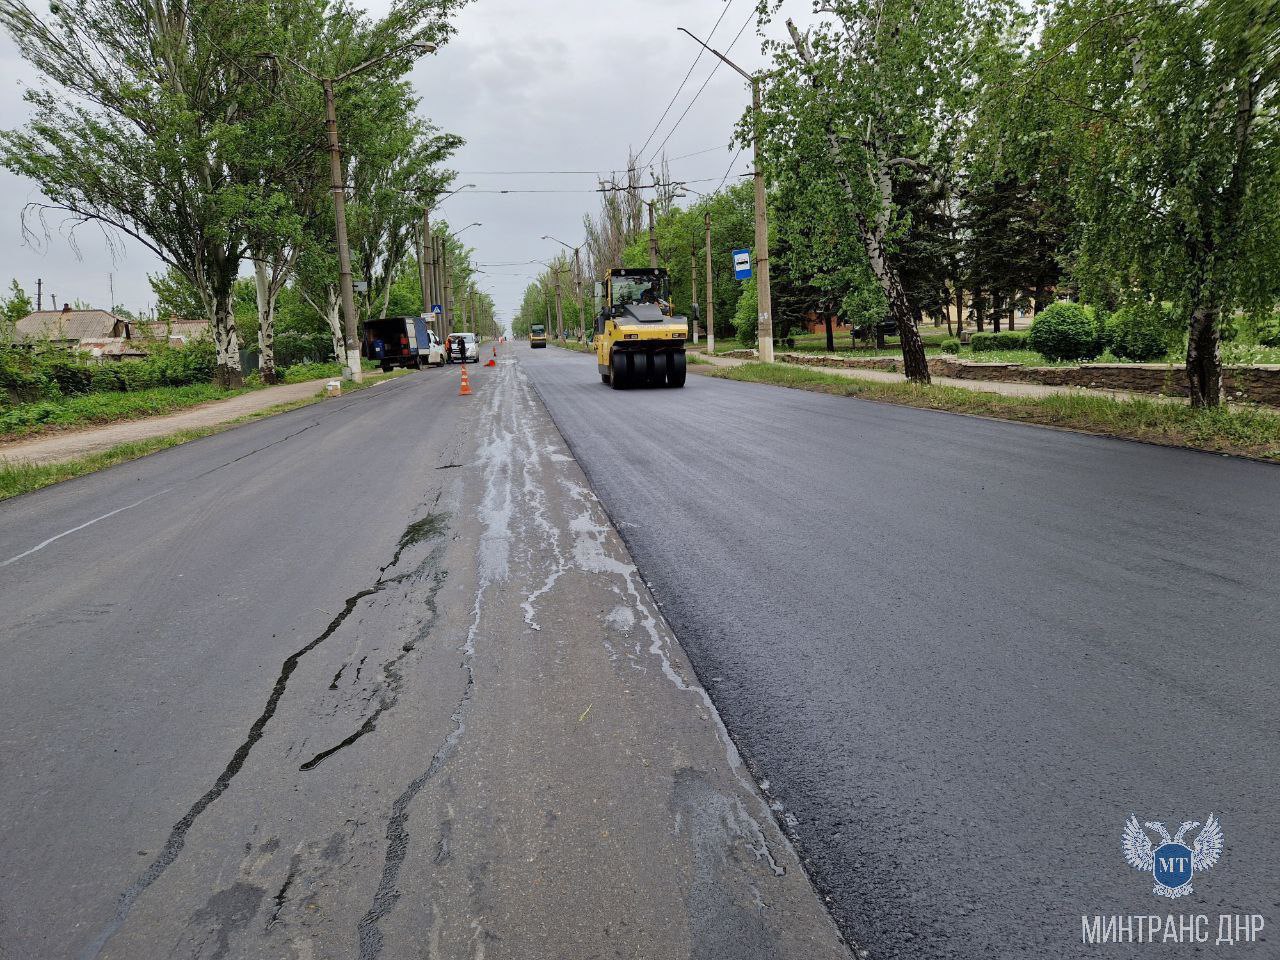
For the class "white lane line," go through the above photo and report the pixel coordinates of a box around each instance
[1,489,172,568]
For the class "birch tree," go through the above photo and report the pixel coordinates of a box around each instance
[1029,0,1280,406]
[759,0,1021,381]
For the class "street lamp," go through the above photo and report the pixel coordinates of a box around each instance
[678,26,774,362]
[268,39,439,381]
[455,222,482,236]
[542,235,587,341]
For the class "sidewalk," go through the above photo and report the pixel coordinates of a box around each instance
[698,351,1171,403]
[0,377,339,467]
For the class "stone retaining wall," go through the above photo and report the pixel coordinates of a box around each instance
[753,350,1280,407]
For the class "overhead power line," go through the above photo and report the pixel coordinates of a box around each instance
[635,0,737,161]
[642,7,756,168]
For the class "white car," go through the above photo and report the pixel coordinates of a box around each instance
[447,332,480,363]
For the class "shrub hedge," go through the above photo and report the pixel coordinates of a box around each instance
[1107,303,1177,362]
[970,330,1030,353]
[1,339,218,405]
[1028,302,1101,361]
[940,337,961,353]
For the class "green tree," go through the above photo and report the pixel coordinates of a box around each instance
[1,279,33,330]
[1031,0,1280,405]
[763,0,1021,381]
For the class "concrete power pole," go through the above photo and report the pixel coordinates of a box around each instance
[705,211,715,355]
[647,202,659,269]
[322,79,365,382]
[443,244,454,339]
[420,209,434,327]
[552,268,565,340]
[573,247,586,341]
[690,246,700,345]
[678,27,774,362]
[751,77,775,363]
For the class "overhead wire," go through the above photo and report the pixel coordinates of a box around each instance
[642,6,757,169]
[634,0,737,161]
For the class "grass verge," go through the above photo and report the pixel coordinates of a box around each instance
[552,340,596,355]
[696,362,1280,462]
[0,384,252,438]
[0,371,408,501]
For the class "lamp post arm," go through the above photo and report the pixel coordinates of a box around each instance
[677,27,752,82]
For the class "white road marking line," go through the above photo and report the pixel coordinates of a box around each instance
[1,489,172,568]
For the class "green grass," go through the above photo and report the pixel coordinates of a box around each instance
[0,384,249,438]
[0,370,409,501]
[696,362,1280,461]
[552,339,595,355]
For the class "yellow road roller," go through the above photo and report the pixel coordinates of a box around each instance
[529,322,547,348]
[593,268,688,389]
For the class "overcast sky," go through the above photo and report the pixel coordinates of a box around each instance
[0,0,785,327]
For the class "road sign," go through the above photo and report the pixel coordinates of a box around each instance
[431,304,443,315]
[732,249,752,281]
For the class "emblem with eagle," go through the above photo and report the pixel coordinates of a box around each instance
[1123,814,1223,898]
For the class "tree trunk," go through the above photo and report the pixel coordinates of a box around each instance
[975,293,986,332]
[1186,303,1222,407]
[825,314,835,352]
[212,287,243,389]
[326,291,343,363]
[991,292,1002,333]
[253,259,278,384]
[953,285,964,338]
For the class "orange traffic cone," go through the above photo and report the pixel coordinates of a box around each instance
[486,344,496,367]
[459,363,472,396]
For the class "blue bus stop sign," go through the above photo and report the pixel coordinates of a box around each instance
[732,249,752,281]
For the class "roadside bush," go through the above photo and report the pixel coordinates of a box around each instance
[1107,303,1177,362]
[41,353,95,394]
[940,337,961,353]
[281,361,343,383]
[1028,302,1101,362]
[734,278,759,346]
[970,330,1029,353]
[0,348,56,403]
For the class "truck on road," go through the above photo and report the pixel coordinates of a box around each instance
[363,316,444,371]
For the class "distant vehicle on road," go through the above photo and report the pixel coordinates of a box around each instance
[364,316,444,371]
[594,268,687,389]
[529,323,547,348]
[447,332,480,363]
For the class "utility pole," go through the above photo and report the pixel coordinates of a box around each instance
[705,211,715,354]
[443,245,455,339]
[647,201,659,268]
[574,247,586,341]
[321,78,364,381]
[552,267,565,340]
[690,245,700,344]
[679,27,774,362]
[420,209,434,324]
[36,277,42,311]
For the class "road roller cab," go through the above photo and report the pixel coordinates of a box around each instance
[529,323,547,348]
[594,268,688,389]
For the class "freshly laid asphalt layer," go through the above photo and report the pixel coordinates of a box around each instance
[521,347,1279,959]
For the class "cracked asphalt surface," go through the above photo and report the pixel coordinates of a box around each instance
[522,346,1279,959]
[0,358,848,959]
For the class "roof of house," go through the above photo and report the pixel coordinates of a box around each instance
[141,318,210,340]
[78,338,148,358]
[15,309,129,342]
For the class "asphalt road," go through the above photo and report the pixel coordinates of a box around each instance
[521,346,1279,958]
[0,359,849,960]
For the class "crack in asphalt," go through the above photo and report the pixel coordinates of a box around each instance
[301,518,450,772]
[78,508,445,960]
